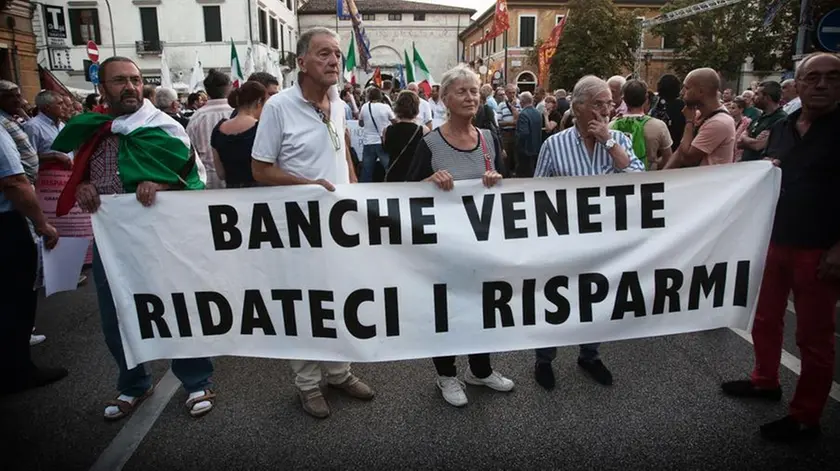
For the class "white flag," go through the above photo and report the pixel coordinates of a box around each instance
[159,47,174,90]
[189,52,204,93]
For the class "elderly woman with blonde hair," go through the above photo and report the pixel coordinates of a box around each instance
[405,64,513,408]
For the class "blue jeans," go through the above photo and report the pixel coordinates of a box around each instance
[361,144,389,183]
[93,244,213,396]
[535,343,600,365]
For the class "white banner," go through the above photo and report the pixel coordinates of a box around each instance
[92,163,780,368]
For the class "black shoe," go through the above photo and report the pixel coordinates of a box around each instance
[577,359,612,386]
[721,379,782,401]
[760,415,821,442]
[534,362,555,390]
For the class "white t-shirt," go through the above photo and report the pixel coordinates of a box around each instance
[358,102,395,145]
[429,98,447,120]
[416,99,433,126]
[252,82,350,184]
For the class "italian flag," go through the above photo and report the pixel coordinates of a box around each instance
[52,100,205,216]
[413,43,434,96]
[403,49,415,83]
[230,38,244,88]
[344,35,357,84]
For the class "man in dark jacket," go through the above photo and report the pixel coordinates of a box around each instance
[515,91,542,177]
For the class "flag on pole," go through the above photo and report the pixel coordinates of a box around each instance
[396,63,405,89]
[159,47,173,90]
[345,0,372,71]
[189,52,204,92]
[538,12,569,87]
[413,43,434,95]
[344,34,357,83]
[471,0,510,47]
[403,49,415,83]
[230,38,244,88]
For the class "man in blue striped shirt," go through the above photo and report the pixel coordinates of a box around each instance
[533,75,644,390]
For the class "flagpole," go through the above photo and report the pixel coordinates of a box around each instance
[503,30,508,84]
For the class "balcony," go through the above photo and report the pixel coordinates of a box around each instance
[135,40,163,56]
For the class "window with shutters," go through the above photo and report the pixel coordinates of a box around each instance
[270,18,279,49]
[414,13,425,21]
[203,6,222,42]
[139,7,160,43]
[286,0,294,12]
[362,14,375,21]
[518,15,536,47]
[258,9,268,44]
[388,13,401,21]
[69,8,100,45]
[280,24,285,55]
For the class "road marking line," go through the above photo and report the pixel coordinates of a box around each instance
[729,328,840,403]
[89,369,179,471]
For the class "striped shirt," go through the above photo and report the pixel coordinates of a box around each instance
[0,111,38,184]
[186,98,233,189]
[535,125,645,177]
[497,99,521,130]
[406,127,500,181]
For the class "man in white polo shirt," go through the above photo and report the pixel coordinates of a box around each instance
[251,27,371,419]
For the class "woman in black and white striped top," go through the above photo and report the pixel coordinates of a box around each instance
[405,64,513,408]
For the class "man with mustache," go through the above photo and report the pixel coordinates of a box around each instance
[532,75,644,390]
[50,56,216,421]
[662,68,735,169]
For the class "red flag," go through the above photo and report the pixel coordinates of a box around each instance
[372,67,382,88]
[492,0,510,36]
[418,80,432,98]
[470,0,510,47]
[538,13,569,87]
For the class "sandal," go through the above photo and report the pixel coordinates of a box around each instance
[104,387,154,421]
[185,389,216,418]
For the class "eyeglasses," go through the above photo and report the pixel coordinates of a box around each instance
[589,100,614,111]
[106,76,143,86]
[800,72,840,86]
[309,102,341,152]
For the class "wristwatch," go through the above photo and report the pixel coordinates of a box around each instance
[603,138,616,150]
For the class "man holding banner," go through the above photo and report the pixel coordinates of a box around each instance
[52,56,216,420]
[252,27,371,419]
[533,75,644,390]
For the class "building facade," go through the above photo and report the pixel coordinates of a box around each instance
[298,0,474,87]
[32,0,299,94]
[1,0,39,101]
[459,0,674,92]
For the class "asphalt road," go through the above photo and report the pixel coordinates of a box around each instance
[1,281,838,471]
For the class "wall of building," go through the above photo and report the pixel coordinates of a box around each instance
[33,0,298,92]
[461,1,679,91]
[0,0,39,101]
[299,12,472,86]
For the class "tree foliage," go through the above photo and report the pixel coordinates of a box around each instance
[652,0,835,80]
[548,0,641,91]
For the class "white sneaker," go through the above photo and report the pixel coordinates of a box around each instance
[464,369,515,392]
[30,334,46,346]
[436,376,468,407]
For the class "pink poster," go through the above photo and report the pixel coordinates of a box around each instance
[36,163,94,265]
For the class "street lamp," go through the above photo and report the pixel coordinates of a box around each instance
[643,52,653,82]
[105,0,117,56]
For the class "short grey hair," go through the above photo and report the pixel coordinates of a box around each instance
[439,64,480,99]
[519,91,534,106]
[34,90,62,108]
[155,87,178,110]
[571,75,610,106]
[607,75,626,88]
[296,27,340,57]
[0,80,19,93]
[781,78,795,87]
